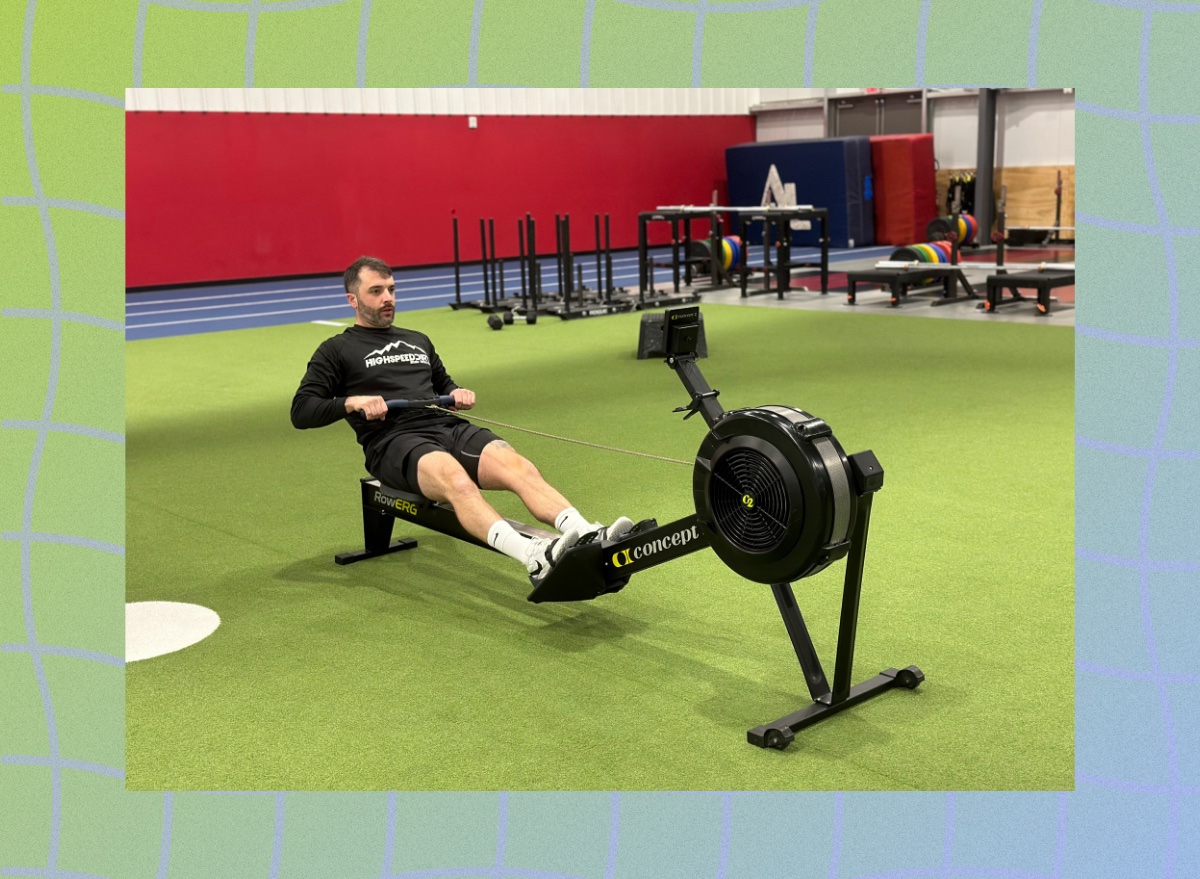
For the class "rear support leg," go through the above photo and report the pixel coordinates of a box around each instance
[334,484,420,565]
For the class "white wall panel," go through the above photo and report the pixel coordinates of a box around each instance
[997,89,1075,166]
[580,88,598,116]
[931,90,1074,169]
[755,108,825,141]
[930,94,978,168]
[727,90,752,113]
[758,88,822,103]
[1059,105,1075,166]
[127,88,766,115]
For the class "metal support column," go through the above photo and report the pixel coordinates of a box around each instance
[975,88,998,248]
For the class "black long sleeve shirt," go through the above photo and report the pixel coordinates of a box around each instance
[290,324,463,470]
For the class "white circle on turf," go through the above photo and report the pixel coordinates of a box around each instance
[125,601,220,662]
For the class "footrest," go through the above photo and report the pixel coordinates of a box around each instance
[525,520,657,603]
[526,540,630,603]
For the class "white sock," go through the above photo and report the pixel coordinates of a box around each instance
[554,506,592,534]
[487,520,532,563]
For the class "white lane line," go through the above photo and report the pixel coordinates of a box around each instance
[130,291,353,316]
[126,282,345,307]
[127,298,442,329]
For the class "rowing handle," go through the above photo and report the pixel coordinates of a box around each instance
[384,396,456,411]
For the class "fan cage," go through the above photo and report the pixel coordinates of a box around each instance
[710,446,791,552]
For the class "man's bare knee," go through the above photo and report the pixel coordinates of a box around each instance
[445,469,480,500]
[417,452,478,501]
[481,441,542,488]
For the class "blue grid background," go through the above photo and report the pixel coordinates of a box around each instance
[2,1,1197,876]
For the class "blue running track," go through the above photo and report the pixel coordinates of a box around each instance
[125,246,898,341]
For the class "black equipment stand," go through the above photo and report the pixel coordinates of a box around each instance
[735,207,830,298]
[333,311,922,749]
[449,217,520,313]
[452,217,462,306]
[539,212,635,320]
[636,210,708,307]
[984,269,1074,316]
[993,185,1008,270]
[845,265,978,307]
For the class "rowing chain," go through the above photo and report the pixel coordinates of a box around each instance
[429,405,692,467]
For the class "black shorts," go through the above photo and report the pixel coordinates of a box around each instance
[372,421,503,493]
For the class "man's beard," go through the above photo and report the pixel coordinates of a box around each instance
[358,301,394,328]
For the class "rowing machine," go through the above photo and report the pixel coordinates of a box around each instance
[651,306,921,748]
[334,311,923,748]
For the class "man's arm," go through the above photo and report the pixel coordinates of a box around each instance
[291,340,358,428]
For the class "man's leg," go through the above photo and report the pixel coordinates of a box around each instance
[476,441,571,526]
[416,449,579,581]
[477,441,634,540]
[415,450,507,543]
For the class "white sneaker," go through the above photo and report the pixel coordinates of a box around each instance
[525,526,584,583]
[584,516,635,543]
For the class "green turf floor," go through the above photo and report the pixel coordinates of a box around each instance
[126,304,1073,790]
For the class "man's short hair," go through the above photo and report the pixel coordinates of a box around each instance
[344,256,393,295]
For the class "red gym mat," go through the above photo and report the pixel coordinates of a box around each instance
[870,135,938,245]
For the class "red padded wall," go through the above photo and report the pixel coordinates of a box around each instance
[869,134,938,245]
[126,112,753,288]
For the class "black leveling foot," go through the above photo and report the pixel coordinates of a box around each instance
[747,665,925,749]
[334,537,418,566]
